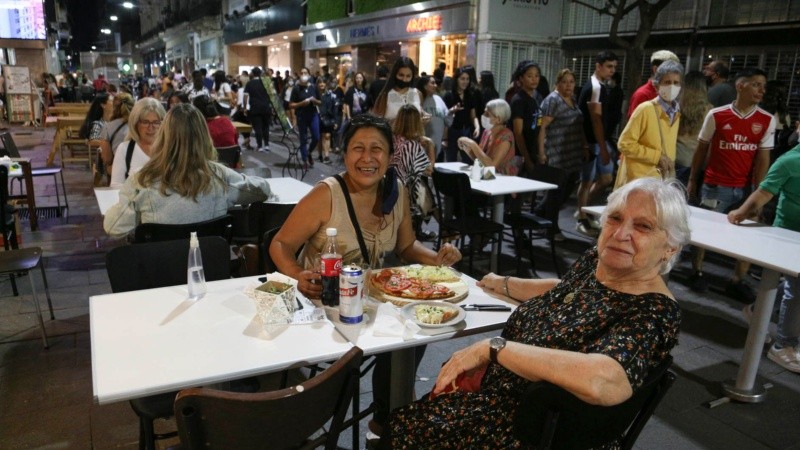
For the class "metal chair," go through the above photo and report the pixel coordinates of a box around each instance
[0,166,54,349]
[106,236,233,450]
[133,214,234,244]
[0,132,69,217]
[432,167,505,275]
[215,145,242,169]
[513,355,676,450]
[175,346,363,450]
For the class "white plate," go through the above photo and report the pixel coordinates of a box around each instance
[402,301,466,328]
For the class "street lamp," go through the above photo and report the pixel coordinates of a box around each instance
[110,15,118,21]
[122,2,134,8]
[101,28,111,35]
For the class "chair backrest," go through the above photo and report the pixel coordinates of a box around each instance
[513,355,676,450]
[0,133,21,158]
[260,227,282,273]
[248,202,295,245]
[0,165,13,250]
[133,214,234,244]
[215,145,241,169]
[432,167,471,221]
[106,236,231,293]
[174,346,363,450]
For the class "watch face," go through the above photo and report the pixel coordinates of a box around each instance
[490,337,506,349]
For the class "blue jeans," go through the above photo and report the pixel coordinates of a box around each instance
[777,275,800,348]
[700,184,745,213]
[297,113,320,161]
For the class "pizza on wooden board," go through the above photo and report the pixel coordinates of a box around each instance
[370,267,459,300]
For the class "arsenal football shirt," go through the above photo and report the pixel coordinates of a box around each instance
[698,104,776,188]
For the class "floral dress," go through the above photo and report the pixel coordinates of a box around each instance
[387,247,681,449]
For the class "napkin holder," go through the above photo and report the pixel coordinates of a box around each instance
[482,166,496,180]
[252,280,297,326]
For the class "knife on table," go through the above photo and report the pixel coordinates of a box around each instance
[460,304,512,311]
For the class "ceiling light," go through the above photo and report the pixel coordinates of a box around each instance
[283,35,288,39]
[247,43,252,46]
[298,32,303,36]
[269,38,274,42]
[258,40,263,44]
[110,15,118,21]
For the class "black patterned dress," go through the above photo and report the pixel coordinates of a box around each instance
[386,247,681,449]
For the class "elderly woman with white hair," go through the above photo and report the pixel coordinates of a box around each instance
[457,98,518,175]
[615,60,685,190]
[382,177,690,448]
[109,97,167,188]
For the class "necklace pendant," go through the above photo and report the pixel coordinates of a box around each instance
[565,292,576,303]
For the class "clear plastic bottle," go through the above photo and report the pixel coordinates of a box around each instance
[187,232,207,300]
[320,227,342,306]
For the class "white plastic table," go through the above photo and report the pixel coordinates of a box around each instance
[90,276,353,404]
[94,177,313,215]
[583,205,800,403]
[436,162,557,271]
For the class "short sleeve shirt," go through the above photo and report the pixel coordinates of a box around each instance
[698,104,776,188]
[290,83,318,117]
[577,74,612,143]
[509,89,542,154]
[759,146,800,232]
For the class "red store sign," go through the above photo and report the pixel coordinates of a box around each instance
[406,15,442,33]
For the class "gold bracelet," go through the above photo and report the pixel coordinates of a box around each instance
[503,276,511,299]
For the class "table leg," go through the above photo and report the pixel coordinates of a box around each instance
[722,268,781,402]
[389,348,416,410]
[490,196,505,273]
[46,128,62,167]
[20,162,38,231]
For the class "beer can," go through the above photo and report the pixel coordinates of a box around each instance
[339,264,364,324]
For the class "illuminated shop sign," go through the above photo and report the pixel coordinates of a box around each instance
[350,26,379,39]
[406,15,442,33]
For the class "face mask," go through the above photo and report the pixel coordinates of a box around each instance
[300,75,310,84]
[658,84,681,102]
[481,115,494,130]
[395,78,410,89]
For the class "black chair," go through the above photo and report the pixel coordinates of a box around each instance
[249,202,296,272]
[513,355,676,450]
[133,214,234,244]
[106,236,233,450]
[504,211,560,278]
[260,227,282,273]
[175,346,363,450]
[432,167,505,275]
[215,145,242,169]
[0,132,68,217]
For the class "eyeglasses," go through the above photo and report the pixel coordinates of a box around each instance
[139,120,162,128]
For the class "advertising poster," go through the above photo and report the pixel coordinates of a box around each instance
[261,75,293,132]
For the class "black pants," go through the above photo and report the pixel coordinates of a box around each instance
[249,112,271,148]
[371,345,427,428]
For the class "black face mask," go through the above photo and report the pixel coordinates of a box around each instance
[395,79,411,89]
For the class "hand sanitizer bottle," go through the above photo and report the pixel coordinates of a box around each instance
[187,232,207,300]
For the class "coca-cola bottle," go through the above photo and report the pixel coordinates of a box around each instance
[320,227,342,306]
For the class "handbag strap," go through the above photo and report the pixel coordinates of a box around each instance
[333,174,371,264]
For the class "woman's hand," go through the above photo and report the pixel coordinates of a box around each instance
[433,340,491,395]
[537,152,547,165]
[657,154,673,176]
[296,269,323,299]
[457,137,475,157]
[476,273,505,294]
[472,126,480,139]
[435,242,461,266]
[421,111,432,125]
[448,104,463,115]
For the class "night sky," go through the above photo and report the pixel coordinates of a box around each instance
[64,0,140,51]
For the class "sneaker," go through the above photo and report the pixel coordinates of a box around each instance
[576,220,599,237]
[588,218,602,230]
[767,344,800,373]
[688,271,709,292]
[552,232,566,242]
[322,157,332,164]
[725,279,756,303]
[258,146,270,153]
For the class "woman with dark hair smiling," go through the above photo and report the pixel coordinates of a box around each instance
[443,66,480,162]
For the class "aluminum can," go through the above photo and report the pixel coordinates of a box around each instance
[339,264,364,324]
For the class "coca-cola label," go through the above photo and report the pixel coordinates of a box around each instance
[321,256,342,276]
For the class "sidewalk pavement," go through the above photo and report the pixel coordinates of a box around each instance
[0,124,798,449]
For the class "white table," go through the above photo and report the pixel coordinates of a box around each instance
[330,272,518,408]
[94,177,313,216]
[436,162,558,271]
[91,276,354,405]
[583,205,800,403]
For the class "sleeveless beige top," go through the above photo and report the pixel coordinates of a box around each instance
[298,175,407,270]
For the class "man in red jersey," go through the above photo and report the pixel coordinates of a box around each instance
[626,50,679,119]
[687,68,776,301]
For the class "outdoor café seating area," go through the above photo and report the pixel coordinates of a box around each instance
[1,123,800,449]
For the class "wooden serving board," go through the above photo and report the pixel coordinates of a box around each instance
[368,267,469,307]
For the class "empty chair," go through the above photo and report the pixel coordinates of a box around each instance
[106,236,233,450]
[432,167,504,274]
[215,145,242,169]
[0,132,69,217]
[504,211,560,278]
[513,355,676,450]
[175,346,363,450]
[0,166,54,348]
[133,214,234,244]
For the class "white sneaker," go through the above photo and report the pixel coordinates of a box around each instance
[767,344,800,373]
[576,221,599,238]
[588,218,602,230]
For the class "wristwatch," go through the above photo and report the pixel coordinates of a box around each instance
[489,337,507,364]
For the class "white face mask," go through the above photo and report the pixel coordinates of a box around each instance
[481,115,494,130]
[300,75,310,84]
[658,84,681,102]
